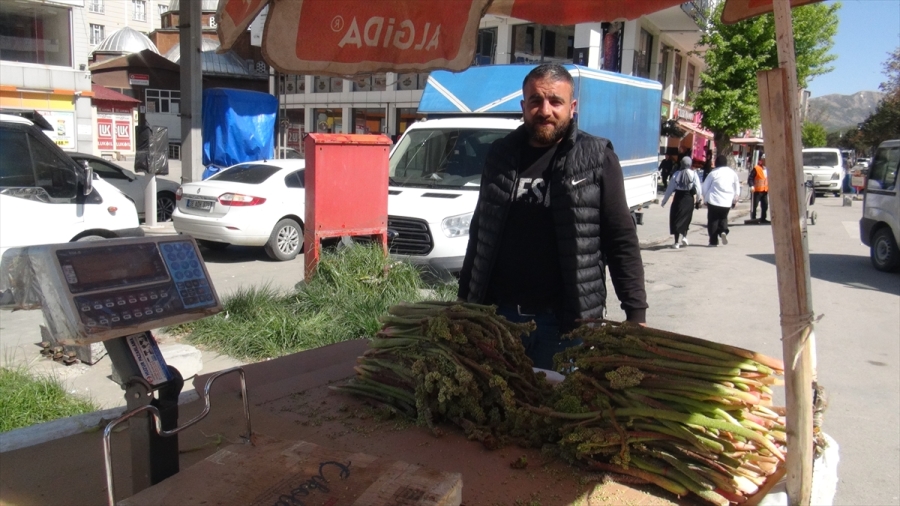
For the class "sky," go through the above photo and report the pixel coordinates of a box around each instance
[804,0,900,98]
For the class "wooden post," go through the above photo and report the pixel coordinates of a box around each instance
[756,5,816,500]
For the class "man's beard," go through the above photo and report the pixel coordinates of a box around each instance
[526,116,571,146]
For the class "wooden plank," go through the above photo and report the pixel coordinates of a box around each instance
[756,62,815,506]
[119,437,462,506]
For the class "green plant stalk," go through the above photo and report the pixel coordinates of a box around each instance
[640,336,778,374]
[630,455,729,506]
[609,323,785,371]
[633,421,723,455]
[586,459,689,497]
[627,389,732,416]
[641,447,717,490]
[638,378,760,406]
[578,355,744,377]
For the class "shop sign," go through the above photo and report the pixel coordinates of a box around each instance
[37,110,76,150]
[674,104,694,121]
[287,127,301,149]
[114,120,132,151]
[97,118,114,150]
[129,74,150,86]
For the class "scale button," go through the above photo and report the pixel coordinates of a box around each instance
[139,296,148,302]
[155,307,164,314]
[93,303,103,310]
[111,315,120,322]
[144,307,153,314]
[128,297,138,304]
[134,311,143,317]
[86,318,97,326]
[81,304,90,312]
[117,298,126,306]
[98,318,109,325]
[105,302,115,308]
[150,293,158,300]
[122,314,132,320]
[184,297,197,305]
[160,291,169,298]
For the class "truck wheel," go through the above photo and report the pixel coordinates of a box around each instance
[157,192,176,222]
[75,234,106,242]
[871,228,900,272]
[265,219,302,261]
[197,240,229,251]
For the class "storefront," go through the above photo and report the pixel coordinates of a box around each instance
[91,85,140,158]
[0,89,80,151]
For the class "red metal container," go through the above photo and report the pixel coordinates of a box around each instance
[303,133,391,278]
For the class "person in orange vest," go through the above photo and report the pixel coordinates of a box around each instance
[749,156,769,223]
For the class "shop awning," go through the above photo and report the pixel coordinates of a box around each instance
[91,84,140,104]
[730,136,764,145]
[676,119,713,140]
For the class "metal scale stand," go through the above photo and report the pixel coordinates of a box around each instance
[0,236,252,506]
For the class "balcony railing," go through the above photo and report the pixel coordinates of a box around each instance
[681,0,712,27]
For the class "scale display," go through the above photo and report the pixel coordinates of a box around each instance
[0,236,223,344]
[58,239,218,335]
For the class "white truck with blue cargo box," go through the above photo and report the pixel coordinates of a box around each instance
[386,64,662,274]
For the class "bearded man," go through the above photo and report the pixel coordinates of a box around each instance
[457,64,648,369]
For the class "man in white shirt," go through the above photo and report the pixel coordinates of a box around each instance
[701,155,741,247]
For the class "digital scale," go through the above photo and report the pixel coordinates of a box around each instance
[0,236,250,505]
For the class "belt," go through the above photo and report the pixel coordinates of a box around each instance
[496,304,556,317]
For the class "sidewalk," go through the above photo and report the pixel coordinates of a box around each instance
[636,185,753,248]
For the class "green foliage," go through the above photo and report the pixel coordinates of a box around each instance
[858,47,900,150]
[0,367,97,432]
[801,121,828,147]
[173,245,458,360]
[692,2,840,149]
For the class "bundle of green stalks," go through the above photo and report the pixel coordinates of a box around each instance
[338,305,787,506]
[332,301,556,448]
[540,321,787,506]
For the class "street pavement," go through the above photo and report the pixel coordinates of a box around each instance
[1,176,897,505]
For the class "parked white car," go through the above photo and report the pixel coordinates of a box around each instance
[70,153,181,222]
[0,113,142,256]
[172,159,306,260]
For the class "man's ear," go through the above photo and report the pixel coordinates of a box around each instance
[520,99,525,113]
[571,99,578,118]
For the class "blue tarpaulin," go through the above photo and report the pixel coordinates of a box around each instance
[202,88,277,168]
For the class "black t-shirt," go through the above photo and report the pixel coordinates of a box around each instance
[486,143,563,310]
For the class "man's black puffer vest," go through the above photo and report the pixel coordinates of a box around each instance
[458,123,647,328]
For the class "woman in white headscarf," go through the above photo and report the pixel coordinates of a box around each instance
[661,156,702,249]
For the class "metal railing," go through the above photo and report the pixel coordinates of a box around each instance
[681,0,712,27]
[102,367,252,506]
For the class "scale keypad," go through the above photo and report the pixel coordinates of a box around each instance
[160,241,216,309]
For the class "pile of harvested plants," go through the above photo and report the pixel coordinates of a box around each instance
[336,302,787,505]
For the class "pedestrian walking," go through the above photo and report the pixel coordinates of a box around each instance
[659,153,676,187]
[702,154,741,247]
[457,63,648,369]
[749,156,770,223]
[660,156,702,249]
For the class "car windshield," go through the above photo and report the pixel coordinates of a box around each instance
[803,152,839,167]
[389,128,509,189]
[209,164,281,184]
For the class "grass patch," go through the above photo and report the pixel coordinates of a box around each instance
[0,367,98,432]
[173,244,458,361]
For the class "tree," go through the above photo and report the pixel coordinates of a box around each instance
[692,3,840,158]
[801,121,827,147]
[858,47,900,151]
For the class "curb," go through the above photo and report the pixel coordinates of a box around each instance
[0,389,200,454]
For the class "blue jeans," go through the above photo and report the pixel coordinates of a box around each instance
[495,306,581,370]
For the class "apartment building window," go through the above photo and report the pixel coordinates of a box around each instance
[475,28,496,65]
[0,2,73,67]
[542,29,556,57]
[168,144,181,160]
[397,73,428,90]
[352,108,386,134]
[673,53,684,96]
[686,62,696,100]
[352,74,387,92]
[158,4,168,18]
[633,28,653,79]
[313,108,341,133]
[658,45,672,86]
[133,0,146,22]
[89,0,104,13]
[90,24,105,46]
[146,89,180,114]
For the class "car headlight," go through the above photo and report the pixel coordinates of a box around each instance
[831,172,840,180]
[441,212,472,238]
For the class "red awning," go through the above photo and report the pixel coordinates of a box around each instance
[676,119,713,140]
[216,0,685,75]
[91,84,140,104]
[730,137,764,145]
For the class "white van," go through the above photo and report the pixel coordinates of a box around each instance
[860,139,900,272]
[0,113,143,256]
[803,147,847,197]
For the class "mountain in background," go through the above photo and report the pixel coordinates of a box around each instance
[807,91,884,132]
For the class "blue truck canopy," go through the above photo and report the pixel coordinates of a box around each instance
[202,88,277,168]
[418,64,663,178]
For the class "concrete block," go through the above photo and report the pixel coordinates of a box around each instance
[159,343,203,379]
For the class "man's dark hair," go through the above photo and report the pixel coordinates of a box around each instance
[715,154,728,167]
[523,63,574,94]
